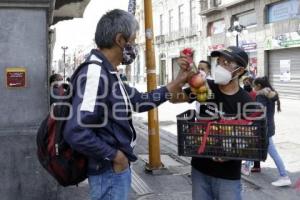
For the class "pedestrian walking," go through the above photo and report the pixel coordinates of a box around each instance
[241,76,261,173]
[242,76,292,187]
[63,9,189,200]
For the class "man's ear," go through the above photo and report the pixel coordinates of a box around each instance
[115,33,126,48]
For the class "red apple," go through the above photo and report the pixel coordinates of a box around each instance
[188,73,206,88]
[182,48,193,56]
[182,48,194,66]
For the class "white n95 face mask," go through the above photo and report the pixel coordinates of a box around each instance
[214,65,241,85]
[214,65,233,85]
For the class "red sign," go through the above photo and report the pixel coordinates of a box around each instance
[6,67,26,88]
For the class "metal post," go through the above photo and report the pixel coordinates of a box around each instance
[144,0,162,170]
[236,34,239,47]
[61,46,68,81]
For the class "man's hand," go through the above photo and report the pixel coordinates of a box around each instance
[112,150,129,173]
[177,52,194,71]
[166,66,194,91]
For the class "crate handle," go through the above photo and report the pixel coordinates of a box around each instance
[197,119,253,154]
[197,121,213,154]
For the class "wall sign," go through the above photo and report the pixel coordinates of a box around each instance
[240,42,257,52]
[6,67,27,88]
[280,60,291,82]
[265,31,300,50]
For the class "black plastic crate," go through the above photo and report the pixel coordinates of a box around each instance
[177,110,268,161]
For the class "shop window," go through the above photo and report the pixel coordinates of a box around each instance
[178,4,184,30]
[190,0,197,27]
[232,10,257,28]
[267,0,300,23]
[169,9,174,34]
[207,19,225,36]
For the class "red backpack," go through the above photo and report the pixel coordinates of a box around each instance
[36,61,102,186]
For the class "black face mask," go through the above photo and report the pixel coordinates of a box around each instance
[244,84,253,92]
[121,43,138,65]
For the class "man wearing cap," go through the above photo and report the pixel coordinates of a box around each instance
[174,46,254,200]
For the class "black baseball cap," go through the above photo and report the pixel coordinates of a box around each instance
[211,46,249,68]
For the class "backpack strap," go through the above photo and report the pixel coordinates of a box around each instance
[70,60,104,81]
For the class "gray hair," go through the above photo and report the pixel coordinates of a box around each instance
[95,9,139,49]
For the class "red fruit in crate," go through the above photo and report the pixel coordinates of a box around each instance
[188,73,206,88]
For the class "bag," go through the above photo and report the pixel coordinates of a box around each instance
[36,60,103,187]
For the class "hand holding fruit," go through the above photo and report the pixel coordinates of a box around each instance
[177,48,196,71]
[188,70,208,102]
[182,48,194,69]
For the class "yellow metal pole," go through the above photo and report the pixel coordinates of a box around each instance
[144,0,162,170]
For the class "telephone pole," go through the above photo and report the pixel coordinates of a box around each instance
[144,0,162,170]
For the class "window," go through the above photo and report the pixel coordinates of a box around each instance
[160,14,163,35]
[267,0,300,23]
[190,0,197,27]
[207,19,225,36]
[179,4,184,30]
[233,10,257,27]
[169,9,174,33]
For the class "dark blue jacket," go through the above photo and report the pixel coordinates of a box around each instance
[256,94,277,137]
[63,49,169,175]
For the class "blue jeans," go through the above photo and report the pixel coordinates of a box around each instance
[192,167,242,200]
[88,165,131,200]
[268,137,288,177]
[244,137,288,177]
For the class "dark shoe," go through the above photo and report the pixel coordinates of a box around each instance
[251,167,261,173]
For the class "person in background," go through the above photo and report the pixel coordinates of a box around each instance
[195,60,212,113]
[242,76,256,100]
[242,76,291,187]
[198,60,212,80]
[241,76,261,173]
[49,73,63,106]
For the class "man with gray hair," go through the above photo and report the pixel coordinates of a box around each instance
[63,9,189,200]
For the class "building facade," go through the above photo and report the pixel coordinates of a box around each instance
[134,0,205,86]
[200,0,300,99]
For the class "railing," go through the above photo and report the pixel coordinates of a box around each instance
[165,26,199,42]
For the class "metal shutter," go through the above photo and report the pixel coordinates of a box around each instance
[268,48,300,100]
